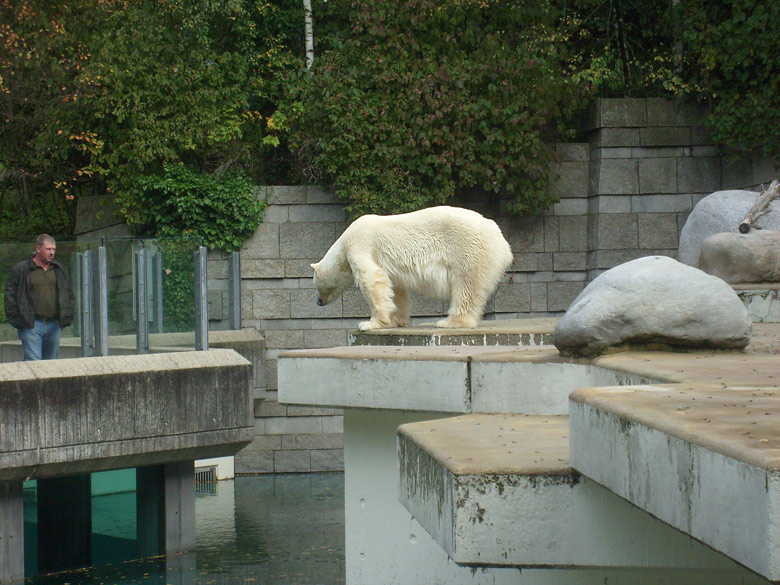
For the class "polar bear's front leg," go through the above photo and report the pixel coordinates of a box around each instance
[353,260,396,330]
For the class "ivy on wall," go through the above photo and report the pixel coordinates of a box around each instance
[286,0,586,218]
[135,163,265,252]
[678,0,780,160]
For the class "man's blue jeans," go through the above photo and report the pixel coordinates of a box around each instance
[18,319,61,361]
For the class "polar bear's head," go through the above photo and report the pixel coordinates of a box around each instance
[311,261,354,306]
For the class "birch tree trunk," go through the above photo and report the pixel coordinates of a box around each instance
[303,0,314,70]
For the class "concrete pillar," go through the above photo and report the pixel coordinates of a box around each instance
[164,460,196,554]
[37,475,92,573]
[136,466,165,558]
[0,481,24,583]
[136,462,196,558]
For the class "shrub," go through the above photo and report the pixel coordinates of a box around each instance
[678,0,780,158]
[287,0,586,218]
[135,163,265,252]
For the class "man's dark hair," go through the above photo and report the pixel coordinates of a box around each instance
[36,234,55,247]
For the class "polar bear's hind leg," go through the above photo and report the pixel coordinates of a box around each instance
[436,263,502,329]
[389,287,410,327]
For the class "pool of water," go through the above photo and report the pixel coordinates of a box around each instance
[28,474,345,585]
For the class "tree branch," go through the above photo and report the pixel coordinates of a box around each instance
[739,179,780,233]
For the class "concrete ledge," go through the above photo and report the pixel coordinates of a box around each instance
[348,318,557,347]
[0,350,254,480]
[278,345,657,414]
[570,380,780,581]
[398,414,740,570]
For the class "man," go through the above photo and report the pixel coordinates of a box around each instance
[4,234,74,360]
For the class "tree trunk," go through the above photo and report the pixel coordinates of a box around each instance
[303,0,314,70]
[738,179,780,233]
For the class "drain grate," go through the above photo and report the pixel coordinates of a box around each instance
[195,465,217,484]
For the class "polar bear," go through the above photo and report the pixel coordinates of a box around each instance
[311,206,513,331]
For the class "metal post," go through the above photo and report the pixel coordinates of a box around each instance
[228,251,241,330]
[153,250,164,333]
[80,251,94,357]
[72,255,81,337]
[95,246,109,356]
[136,248,149,354]
[194,246,208,351]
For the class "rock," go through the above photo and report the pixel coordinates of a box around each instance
[699,230,780,284]
[678,190,780,266]
[553,256,751,357]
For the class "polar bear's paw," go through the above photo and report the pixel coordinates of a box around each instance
[358,319,392,331]
[435,316,479,329]
[389,316,410,328]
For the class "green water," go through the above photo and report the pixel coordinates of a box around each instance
[25,474,345,585]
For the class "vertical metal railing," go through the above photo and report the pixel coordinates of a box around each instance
[72,237,224,356]
[228,251,241,330]
[79,251,93,357]
[152,250,164,334]
[194,246,208,350]
[135,248,149,354]
[95,246,109,356]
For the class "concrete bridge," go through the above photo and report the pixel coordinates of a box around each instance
[0,349,253,582]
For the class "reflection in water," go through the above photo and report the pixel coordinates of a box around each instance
[28,474,345,585]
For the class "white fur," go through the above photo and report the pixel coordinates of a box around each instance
[311,206,513,330]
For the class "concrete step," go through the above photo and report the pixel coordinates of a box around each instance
[348,317,557,347]
[398,413,742,571]
[278,345,655,414]
[570,381,780,582]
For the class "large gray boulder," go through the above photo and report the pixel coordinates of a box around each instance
[678,190,780,266]
[699,230,780,284]
[553,256,752,357]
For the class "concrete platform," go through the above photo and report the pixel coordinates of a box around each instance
[279,345,655,414]
[279,319,780,583]
[571,378,780,581]
[398,413,743,570]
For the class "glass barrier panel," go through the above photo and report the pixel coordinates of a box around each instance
[103,238,138,354]
[57,238,89,357]
[149,238,199,353]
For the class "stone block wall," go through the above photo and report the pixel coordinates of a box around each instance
[236,186,349,474]
[584,98,775,279]
[235,98,778,474]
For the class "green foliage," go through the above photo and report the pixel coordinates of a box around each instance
[136,163,265,252]
[158,240,198,333]
[2,0,778,235]
[1,0,290,244]
[79,0,284,238]
[677,0,780,159]
[0,0,97,235]
[286,0,586,218]
[561,0,680,97]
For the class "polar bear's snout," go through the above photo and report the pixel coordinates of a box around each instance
[316,297,325,306]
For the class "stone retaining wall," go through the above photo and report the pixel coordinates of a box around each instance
[233,98,778,474]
